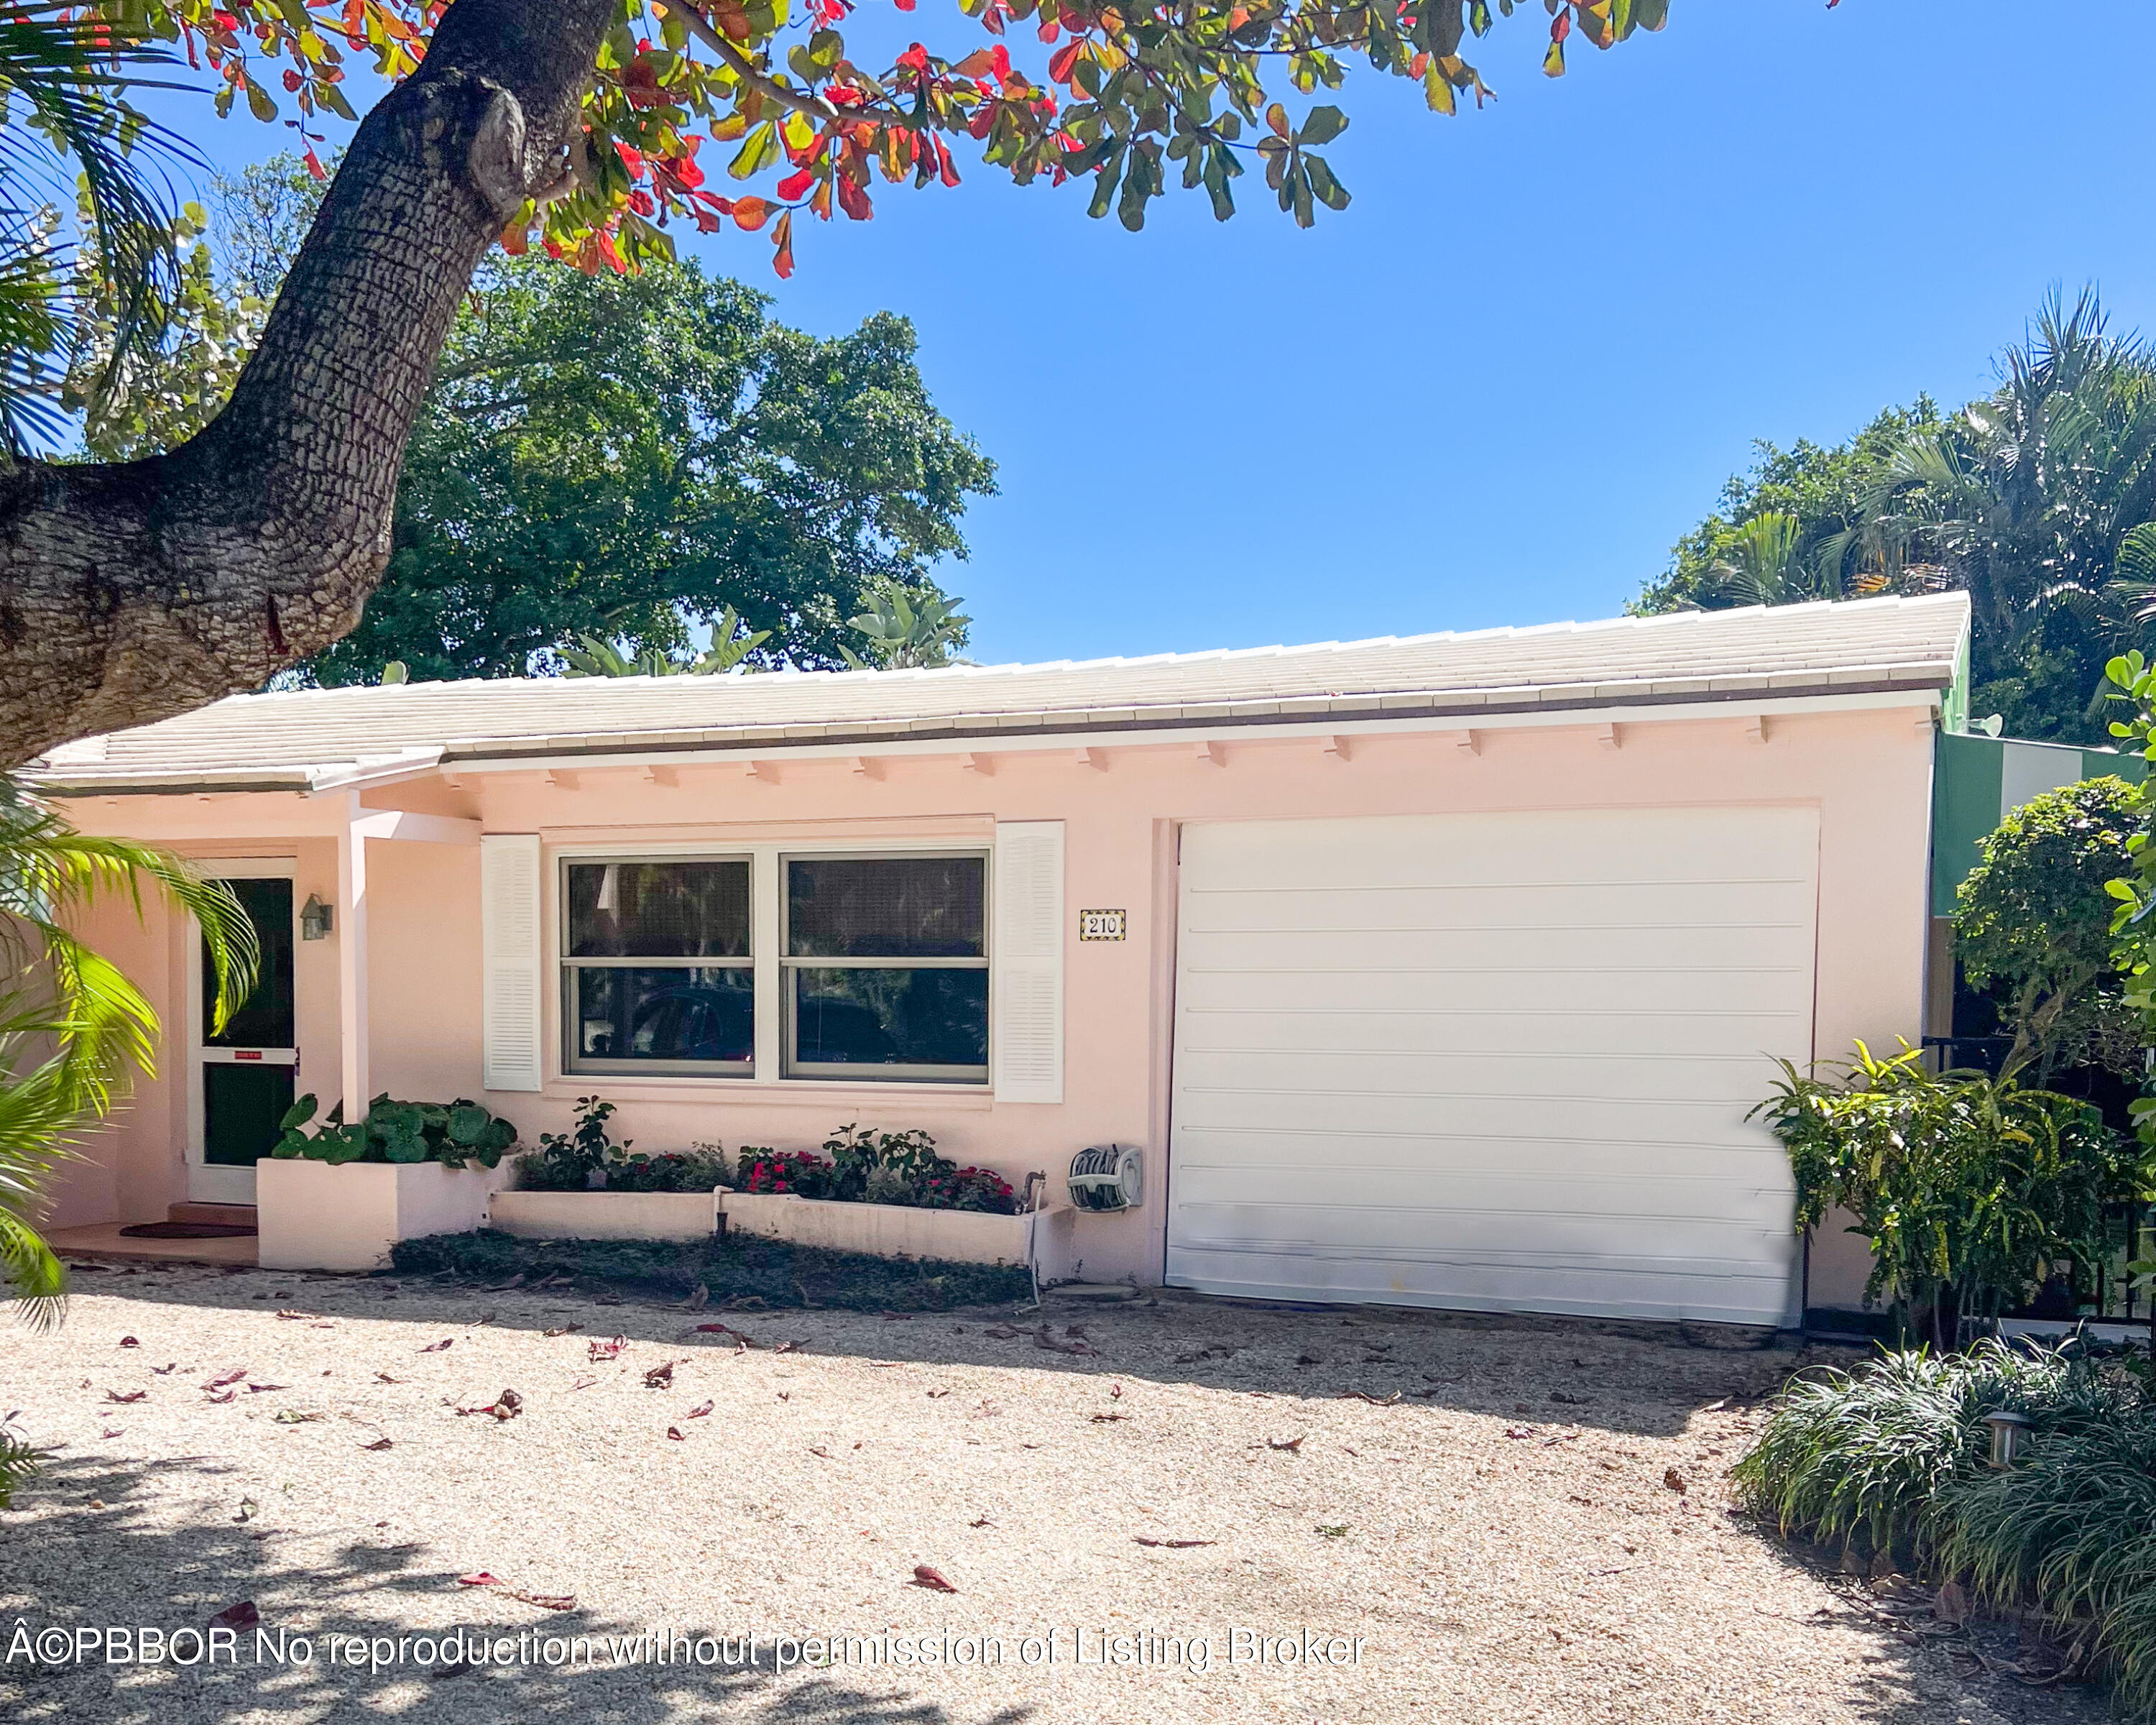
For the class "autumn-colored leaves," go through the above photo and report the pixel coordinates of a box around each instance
[132,0,1668,281]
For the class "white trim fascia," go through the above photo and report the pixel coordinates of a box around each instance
[427,687,1943,778]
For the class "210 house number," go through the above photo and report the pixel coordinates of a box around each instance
[1078,908,1128,942]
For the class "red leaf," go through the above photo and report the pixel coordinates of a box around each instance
[772,210,795,279]
[361,1438,393,1451]
[776,166,816,201]
[616,142,645,178]
[105,1389,146,1404]
[731,197,770,231]
[834,173,872,221]
[456,1573,502,1588]
[685,1401,714,1419]
[418,1338,453,1353]
[203,1367,247,1388]
[207,1601,259,1630]
[666,1427,686,1440]
[117,1336,139,1348]
[911,1565,959,1593]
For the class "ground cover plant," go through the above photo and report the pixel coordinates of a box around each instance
[387,1227,1031,1311]
[272,1093,518,1168]
[1734,1338,2156,1718]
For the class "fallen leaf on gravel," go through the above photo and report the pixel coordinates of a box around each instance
[777,1392,790,1402]
[487,1275,526,1292]
[1064,1324,1088,1338]
[361,1438,393,1451]
[245,1383,289,1394]
[911,1565,959,1593]
[1664,1468,1687,1494]
[203,1368,247,1389]
[568,1376,597,1392]
[1091,1413,1129,1423]
[1550,1392,1591,1405]
[208,1602,259,1631]
[808,1445,831,1458]
[1110,1382,1123,1399]
[418,1339,453,1354]
[275,1310,317,1321]
[773,1340,800,1355]
[595,1296,624,1307]
[505,1589,576,1611]
[589,1337,628,1362]
[374,1373,403,1384]
[234,1498,259,1522]
[983,1325,1023,1340]
[1268,1435,1306,1453]
[1933,1581,1970,1625]
[666,1427,686,1441]
[684,1401,713,1419]
[969,1517,994,1527]
[273,1409,323,1424]
[869,1361,901,1369]
[105,1389,145,1404]
[543,1325,581,1339]
[1697,1397,1728,1413]
[1339,1392,1400,1407]
[118,1336,139,1348]
[1541,1431,1581,1448]
[458,1389,522,1422]
[151,1363,176,1375]
[1504,1427,1536,1440]
[1569,1494,1595,1506]
[1296,1353,1323,1366]
[1134,1538,1215,1550]
[456,1573,502,1588]
[100,1427,124,1438]
[642,1361,676,1389]
[680,1284,709,1312]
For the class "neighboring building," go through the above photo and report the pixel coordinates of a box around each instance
[31,592,1972,1326]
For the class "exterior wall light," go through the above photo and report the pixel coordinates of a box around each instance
[300,894,333,941]
[1984,1409,2033,1469]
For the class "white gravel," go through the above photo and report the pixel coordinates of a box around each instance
[0,1261,2117,1724]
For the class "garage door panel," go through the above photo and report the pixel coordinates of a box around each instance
[1176,1048,1789,1105]
[1167,806,1818,1325]
[1174,966,1812,1018]
[1167,1006,1806,1059]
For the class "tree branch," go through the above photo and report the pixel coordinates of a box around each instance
[663,1,849,127]
[0,0,622,767]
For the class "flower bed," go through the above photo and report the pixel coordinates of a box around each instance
[719,1191,1038,1268]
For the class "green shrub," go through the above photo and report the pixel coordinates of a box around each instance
[272,1093,517,1168]
[386,1228,1031,1311]
[1736,1339,2156,1718]
[0,1429,44,1509]
[604,1146,729,1193]
[517,1095,622,1191]
[1754,1042,2148,1342]
[734,1126,1019,1214]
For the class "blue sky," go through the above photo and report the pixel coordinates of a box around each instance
[163,3,2156,666]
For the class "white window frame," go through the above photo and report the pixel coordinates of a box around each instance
[548,840,995,1089]
[558,852,756,1078]
[779,849,991,1086]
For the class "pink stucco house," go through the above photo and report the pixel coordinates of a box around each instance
[30,592,1972,1324]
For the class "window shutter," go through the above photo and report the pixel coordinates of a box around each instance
[992,821,1064,1103]
[480,834,544,1092]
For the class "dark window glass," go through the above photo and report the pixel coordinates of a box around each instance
[568,861,750,958]
[573,967,753,1066]
[787,857,985,958]
[203,1062,295,1167]
[203,878,295,1049]
[791,968,988,1070]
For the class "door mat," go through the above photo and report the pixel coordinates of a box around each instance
[117,1222,258,1239]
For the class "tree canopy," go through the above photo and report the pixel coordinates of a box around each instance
[0,0,1665,766]
[1636,293,2156,745]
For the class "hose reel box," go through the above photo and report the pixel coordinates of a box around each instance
[1067,1144,1143,1212]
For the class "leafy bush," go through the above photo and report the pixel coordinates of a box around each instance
[516,1095,624,1191]
[0,1428,44,1509]
[387,1228,1031,1312]
[604,1146,730,1193]
[734,1126,1019,1214]
[272,1093,517,1168]
[1736,1339,2156,1718]
[1755,1042,2147,1342]
[1956,776,2142,1080]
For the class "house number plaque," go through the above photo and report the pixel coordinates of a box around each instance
[1079,908,1128,942]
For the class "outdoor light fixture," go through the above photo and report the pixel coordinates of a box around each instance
[1984,1409,2033,1469]
[300,895,333,940]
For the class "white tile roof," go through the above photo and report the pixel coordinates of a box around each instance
[32,592,1970,794]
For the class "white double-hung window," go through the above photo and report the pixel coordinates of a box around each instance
[781,853,990,1083]
[561,857,755,1077]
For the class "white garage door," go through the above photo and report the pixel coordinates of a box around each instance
[1166,806,1818,1326]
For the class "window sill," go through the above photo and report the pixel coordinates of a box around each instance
[540,1076,998,1111]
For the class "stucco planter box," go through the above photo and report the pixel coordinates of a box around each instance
[719,1192,1044,1267]
[487,1189,721,1243]
[256,1156,515,1273]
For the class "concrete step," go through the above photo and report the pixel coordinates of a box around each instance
[169,1202,257,1228]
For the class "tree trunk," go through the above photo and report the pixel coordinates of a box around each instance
[0,0,619,768]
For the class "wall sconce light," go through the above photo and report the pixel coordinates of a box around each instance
[1984,1409,2032,1469]
[300,895,333,941]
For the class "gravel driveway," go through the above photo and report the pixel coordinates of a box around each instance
[0,1261,2116,1724]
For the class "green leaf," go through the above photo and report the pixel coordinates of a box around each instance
[1296,105,1348,146]
[1303,154,1350,211]
[280,1092,318,1133]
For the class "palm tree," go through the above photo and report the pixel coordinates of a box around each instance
[0,781,257,1326]
[559,607,772,677]
[839,591,972,670]
[0,4,198,453]
[1705,512,1828,607]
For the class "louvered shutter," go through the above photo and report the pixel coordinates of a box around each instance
[480,834,545,1092]
[991,821,1064,1103]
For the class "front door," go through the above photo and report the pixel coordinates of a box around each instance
[190,869,298,1205]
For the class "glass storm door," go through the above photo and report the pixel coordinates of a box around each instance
[190,871,298,1204]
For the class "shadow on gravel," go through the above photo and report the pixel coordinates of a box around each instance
[53,1254,1832,1442]
[2,1449,1035,1724]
